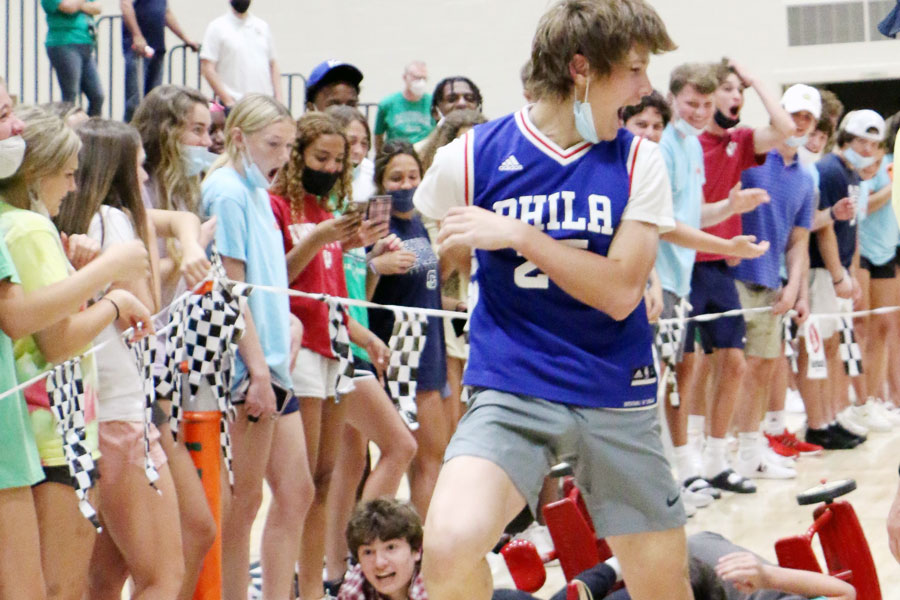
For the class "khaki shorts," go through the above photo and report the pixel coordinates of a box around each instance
[445,388,686,537]
[736,281,783,359]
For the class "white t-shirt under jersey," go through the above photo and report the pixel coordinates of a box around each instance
[200,12,277,101]
[88,206,146,422]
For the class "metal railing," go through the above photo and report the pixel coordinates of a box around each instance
[281,72,306,116]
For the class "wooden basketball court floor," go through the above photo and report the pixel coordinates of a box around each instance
[249,408,900,598]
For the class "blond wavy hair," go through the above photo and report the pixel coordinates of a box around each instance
[270,112,353,218]
[131,84,208,214]
[208,93,294,179]
[0,105,81,210]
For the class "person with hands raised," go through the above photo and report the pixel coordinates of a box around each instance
[202,94,310,600]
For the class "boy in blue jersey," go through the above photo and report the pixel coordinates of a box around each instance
[730,85,822,479]
[412,2,695,599]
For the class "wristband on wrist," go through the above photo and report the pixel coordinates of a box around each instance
[103,296,120,321]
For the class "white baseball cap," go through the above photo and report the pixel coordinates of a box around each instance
[841,109,885,141]
[780,84,821,120]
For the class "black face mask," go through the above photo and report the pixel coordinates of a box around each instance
[302,167,340,197]
[230,0,251,14]
[714,109,740,129]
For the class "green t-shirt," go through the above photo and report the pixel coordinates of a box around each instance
[41,0,95,47]
[0,202,99,466]
[374,92,434,144]
[0,239,43,488]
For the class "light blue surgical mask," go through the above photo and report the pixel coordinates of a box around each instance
[843,147,876,170]
[241,150,271,189]
[784,134,808,148]
[180,144,218,177]
[673,117,704,138]
[573,77,599,144]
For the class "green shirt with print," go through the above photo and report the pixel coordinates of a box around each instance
[374,92,434,144]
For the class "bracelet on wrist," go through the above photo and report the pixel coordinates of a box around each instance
[103,296,120,321]
[368,260,379,275]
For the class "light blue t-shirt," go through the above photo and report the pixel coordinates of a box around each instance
[656,122,705,298]
[201,166,292,390]
[858,155,898,266]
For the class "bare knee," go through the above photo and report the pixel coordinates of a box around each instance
[183,507,217,553]
[229,486,264,524]
[722,349,746,377]
[385,432,417,467]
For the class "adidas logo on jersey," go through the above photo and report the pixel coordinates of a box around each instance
[498,155,524,171]
[630,364,658,386]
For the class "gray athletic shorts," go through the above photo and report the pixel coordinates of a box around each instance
[444,388,687,538]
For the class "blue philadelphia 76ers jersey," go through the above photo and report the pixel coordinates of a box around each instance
[463,110,658,409]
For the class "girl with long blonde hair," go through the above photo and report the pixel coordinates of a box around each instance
[202,93,312,600]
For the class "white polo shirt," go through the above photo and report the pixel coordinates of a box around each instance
[200,11,276,101]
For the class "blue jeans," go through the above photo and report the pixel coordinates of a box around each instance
[45,43,104,116]
[123,48,166,122]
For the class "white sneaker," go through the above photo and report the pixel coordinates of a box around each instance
[764,446,796,467]
[682,485,713,508]
[736,448,797,480]
[837,406,870,437]
[853,399,893,432]
[876,400,900,426]
[785,387,806,414]
[683,498,697,517]
[517,522,555,557]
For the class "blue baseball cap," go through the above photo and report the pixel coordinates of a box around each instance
[306,60,363,103]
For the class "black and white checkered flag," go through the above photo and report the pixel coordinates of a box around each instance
[45,357,100,530]
[654,299,687,407]
[783,317,798,374]
[838,316,863,377]
[325,298,355,399]
[386,309,428,431]
[158,248,250,486]
[128,334,161,491]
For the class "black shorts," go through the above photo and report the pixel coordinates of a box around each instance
[861,255,897,279]
[684,261,746,353]
[33,464,98,489]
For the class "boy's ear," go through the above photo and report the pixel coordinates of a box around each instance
[414,548,423,562]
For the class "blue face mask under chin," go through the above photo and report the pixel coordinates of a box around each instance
[573,77,600,144]
[673,117,704,138]
[784,134,808,148]
[180,144,218,177]
[242,151,271,189]
[843,147,877,170]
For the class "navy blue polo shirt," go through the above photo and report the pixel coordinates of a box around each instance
[122,0,167,53]
[809,153,860,269]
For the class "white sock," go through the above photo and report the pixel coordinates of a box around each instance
[703,436,728,477]
[673,444,697,482]
[687,415,705,453]
[604,556,623,582]
[763,410,785,435]
[737,431,762,461]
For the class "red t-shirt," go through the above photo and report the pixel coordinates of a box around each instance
[696,127,767,262]
[270,193,348,358]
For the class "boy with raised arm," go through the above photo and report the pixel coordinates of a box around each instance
[413,2,694,599]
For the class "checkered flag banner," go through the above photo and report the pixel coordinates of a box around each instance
[45,357,101,530]
[783,317,798,374]
[158,247,250,486]
[838,315,863,377]
[386,309,428,431]
[325,298,355,399]
[654,298,687,407]
[128,333,161,491]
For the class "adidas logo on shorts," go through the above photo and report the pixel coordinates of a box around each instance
[498,154,524,171]
[630,364,658,386]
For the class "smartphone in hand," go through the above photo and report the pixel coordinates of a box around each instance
[367,195,392,224]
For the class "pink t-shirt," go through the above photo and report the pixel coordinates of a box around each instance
[697,127,766,262]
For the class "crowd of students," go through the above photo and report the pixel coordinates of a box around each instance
[3,0,900,599]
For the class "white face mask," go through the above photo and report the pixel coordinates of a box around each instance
[785,134,809,148]
[0,135,26,179]
[409,79,428,98]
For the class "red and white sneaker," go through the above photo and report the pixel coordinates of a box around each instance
[767,429,823,456]
[765,431,799,458]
